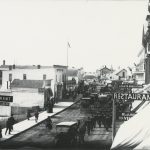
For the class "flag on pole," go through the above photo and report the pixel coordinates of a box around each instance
[142,25,147,49]
[68,42,71,48]
[128,66,132,72]
[137,47,145,57]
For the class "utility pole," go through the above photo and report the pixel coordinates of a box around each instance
[144,0,150,84]
[67,44,68,67]
[112,98,116,141]
[66,42,71,93]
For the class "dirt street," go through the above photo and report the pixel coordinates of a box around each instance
[0,102,119,150]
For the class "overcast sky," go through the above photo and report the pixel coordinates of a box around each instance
[0,0,148,71]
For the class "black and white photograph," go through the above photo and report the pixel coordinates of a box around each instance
[0,0,149,149]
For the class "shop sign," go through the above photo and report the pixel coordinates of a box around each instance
[118,84,143,88]
[113,93,150,101]
[0,95,13,102]
[0,101,10,106]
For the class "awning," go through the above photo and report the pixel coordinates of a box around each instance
[111,102,150,150]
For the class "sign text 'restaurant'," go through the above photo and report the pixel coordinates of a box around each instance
[113,93,150,101]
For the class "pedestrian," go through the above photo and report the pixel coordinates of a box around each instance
[108,114,112,128]
[9,114,15,132]
[45,116,52,130]
[44,85,53,110]
[101,113,105,127]
[77,119,81,129]
[86,117,91,135]
[27,109,31,120]
[34,110,39,123]
[78,122,86,144]
[5,118,11,135]
[97,114,102,128]
[105,114,110,131]
[0,125,2,138]
[91,116,95,130]
[47,99,53,113]
[93,115,97,128]
[50,97,54,113]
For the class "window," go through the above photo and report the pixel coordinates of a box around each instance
[9,74,12,82]
[43,74,46,80]
[122,72,125,78]
[62,74,66,82]
[23,74,27,80]
[147,42,150,54]
[0,71,2,84]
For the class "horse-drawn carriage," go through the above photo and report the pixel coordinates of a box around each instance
[54,121,78,146]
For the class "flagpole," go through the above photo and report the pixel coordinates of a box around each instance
[67,43,68,67]
[66,42,70,93]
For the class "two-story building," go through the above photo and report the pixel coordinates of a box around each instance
[0,61,67,108]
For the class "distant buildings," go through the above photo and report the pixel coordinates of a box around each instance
[96,66,131,82]
[96,66,112,79]
[83,72,97,83]
[107,68,128,81]
[66,67,85,90]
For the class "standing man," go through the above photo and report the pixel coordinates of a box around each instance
[86,117,91,135]
[27,109,31,120]
[44,82,53,113]
[5,118,11,135]
[34,110,39,123]
[5,114,15,135]
[45,116,53,130]
[97,113,102,128]
[9,114,15,132]
[0,125,2,138]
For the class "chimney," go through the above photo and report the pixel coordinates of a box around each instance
[3,60,5,66]
[9,65,12,70]
[37,65,40,69]
[13,64,15,69]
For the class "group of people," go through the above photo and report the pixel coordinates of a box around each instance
[72,114,112,145]
[27,109,53,129]
[76,113,112,143]
[84,113,111,134]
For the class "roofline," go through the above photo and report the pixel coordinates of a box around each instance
[98,67,111,71]
[53,65,68,69]
[115,69,127,75]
